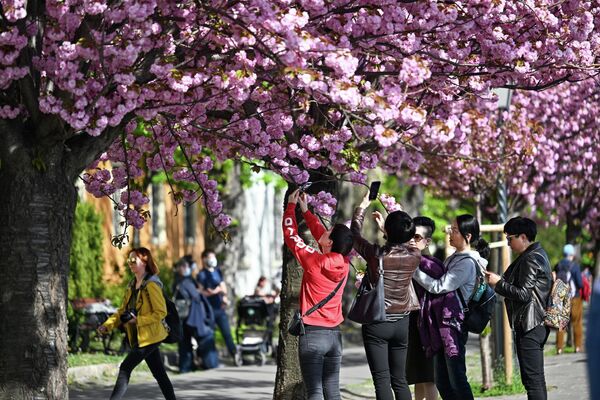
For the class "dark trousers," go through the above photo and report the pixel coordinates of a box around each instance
[433,330,473,400]
[298,327,343,400]
[110,342,176,400]
[362,318,411,400]
[178,323,195,373]
[515,324,550,400]
[213,308,237,356]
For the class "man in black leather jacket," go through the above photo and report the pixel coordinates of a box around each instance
[485,217,552,400]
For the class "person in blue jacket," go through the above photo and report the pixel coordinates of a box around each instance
[173,258,216,371]
[196,249,237,364]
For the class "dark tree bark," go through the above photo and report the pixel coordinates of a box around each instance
[0,119,120,399]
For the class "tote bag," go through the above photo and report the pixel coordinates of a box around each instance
[347,250,386,324]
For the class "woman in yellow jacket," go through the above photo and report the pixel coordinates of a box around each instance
[98,247,176,400]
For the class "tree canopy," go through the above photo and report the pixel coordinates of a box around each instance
[2,0,599,239]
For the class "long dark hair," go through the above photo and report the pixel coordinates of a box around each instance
[456,214,490,259]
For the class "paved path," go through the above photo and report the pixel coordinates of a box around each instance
[69,341,589,400]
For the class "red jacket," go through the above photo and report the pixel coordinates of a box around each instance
[283,203,349,327]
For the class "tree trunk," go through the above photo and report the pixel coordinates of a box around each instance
[0,139,77,399]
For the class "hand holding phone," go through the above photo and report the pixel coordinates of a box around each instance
[368,181,381,201]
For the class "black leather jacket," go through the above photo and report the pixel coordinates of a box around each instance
[351,207,421,313]
[495,242,552,333]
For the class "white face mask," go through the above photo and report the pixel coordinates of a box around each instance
[183,267,192,277]
[190,262,198,272]
[206,258,217,268]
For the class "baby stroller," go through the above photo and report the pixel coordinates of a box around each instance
[234,296,276,366]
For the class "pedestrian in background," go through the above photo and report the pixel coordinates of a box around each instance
[351,192,421,400]
[486,217,552,400]
[173,258,217,372]
[196,249,237,365]
[555,243,584,354]
[98,247,176,400]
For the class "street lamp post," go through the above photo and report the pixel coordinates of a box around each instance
[492,87,513,382]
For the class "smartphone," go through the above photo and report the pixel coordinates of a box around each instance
[368,181,381,201]
[299,181,312,192]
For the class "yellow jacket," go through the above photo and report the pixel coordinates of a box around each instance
[103,278,168,347]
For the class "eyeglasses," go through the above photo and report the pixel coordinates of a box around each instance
[413,234,425,243]
[128,257,137,264]
[445,226,459,234]
[506,234,519,242]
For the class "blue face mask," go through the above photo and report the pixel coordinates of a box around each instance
[183,267,192,277]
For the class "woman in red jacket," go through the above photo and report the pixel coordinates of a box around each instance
[283,189,353,400]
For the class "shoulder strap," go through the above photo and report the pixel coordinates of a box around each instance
[303,276,346,317]
[457,288,468,311]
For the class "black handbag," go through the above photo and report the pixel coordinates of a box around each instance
[347,249,387,324]
[288,278,345,337]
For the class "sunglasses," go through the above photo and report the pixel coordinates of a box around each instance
[128,257,137,264]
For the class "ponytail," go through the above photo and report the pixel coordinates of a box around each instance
[472,237,490,260]
[456,214,490,259]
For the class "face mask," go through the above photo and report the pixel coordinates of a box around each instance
[206,258,217,268]
[190,262,197,272]
[183,267,192,277]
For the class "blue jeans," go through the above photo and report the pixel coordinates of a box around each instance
[299,327,343,400]
[515,324,550,400]
[433,330,473,400]
[213,308,237,356]
[587,290,600,400]
[362,318,411,400]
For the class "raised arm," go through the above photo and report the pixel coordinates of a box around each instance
[300,193,327,245]
[283,190,319,270]
[351,198,377,261]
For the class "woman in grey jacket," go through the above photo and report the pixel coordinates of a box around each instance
[412,214,489,400]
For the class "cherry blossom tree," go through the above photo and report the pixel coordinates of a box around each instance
[1,0,599,398]
[507,80,600,244]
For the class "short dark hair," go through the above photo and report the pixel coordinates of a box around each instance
[201,249,215,258]
[504,217,537,242]
[174,258,188,269]
[413,216,435,239]
[329,224,354,256]
[385,211,416,245]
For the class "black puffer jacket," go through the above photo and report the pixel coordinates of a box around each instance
[495,242,552,333]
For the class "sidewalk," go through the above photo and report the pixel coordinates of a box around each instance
[68,343,589,399]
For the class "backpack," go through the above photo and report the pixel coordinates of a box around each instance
[581,273,592,302]
[541,278,571,330]
[140,277,183,344]
[455,256,496,334]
